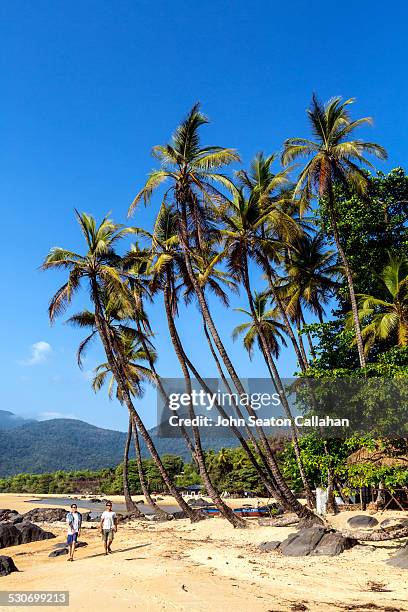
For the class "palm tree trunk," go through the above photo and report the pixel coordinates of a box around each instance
[201,323,283,497]
[189,322,286,504]
[300,310,316,359]
[262,259,308,372]
[241,254,315,509]
[296,321,309,366]
[135,317,196,460]
[123,417,141,513]
[327,187,366,367]
[131,418,171,519]
[164,277,245,528]
[90,277,203,523]
[177,203,319,522]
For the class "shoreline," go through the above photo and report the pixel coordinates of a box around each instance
[1,493,407,611]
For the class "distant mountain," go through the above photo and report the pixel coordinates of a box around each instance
[0,412,236,477]
[0,410,35,430]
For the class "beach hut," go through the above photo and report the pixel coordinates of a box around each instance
[177,484,203,498]
[346,448,408,510]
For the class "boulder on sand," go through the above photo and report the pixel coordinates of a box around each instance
[0,524,22,549]
[347,515,378,529]
[0,555,19,576]
[386,544,408,569]
[22,508,67,523]
[311,532,357,556]
[49,541,87,557]
[13,522,55,545]
[280,527,326,557]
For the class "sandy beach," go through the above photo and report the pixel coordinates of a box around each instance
[1,493,407,611]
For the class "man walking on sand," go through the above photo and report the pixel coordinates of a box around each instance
[100,501,117,555]
[66,503,82,562]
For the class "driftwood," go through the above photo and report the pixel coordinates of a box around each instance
[258,515,300,527]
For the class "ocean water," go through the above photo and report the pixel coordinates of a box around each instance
[26,496,180,516]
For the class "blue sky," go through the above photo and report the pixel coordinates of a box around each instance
[1,0,407,432]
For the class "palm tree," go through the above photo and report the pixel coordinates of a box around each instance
[277,232,341,359]
[232,291,287,359]
[348,255,408,354]
[236,152,309,372]
[282,95,387,368]
[42,211,201,522]
[221,188,315,506]
[131,105,319,522]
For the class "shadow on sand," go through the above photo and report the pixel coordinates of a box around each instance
[84,543,152,559]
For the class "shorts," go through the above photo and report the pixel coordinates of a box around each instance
[67,533,78,545]
[102,529,115,543]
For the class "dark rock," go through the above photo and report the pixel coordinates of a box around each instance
[386,544,408,569]
[87,513,102,522]
[0,524,22,548]
[116,511,144,523]
[279,527,326,557]
[0,509,19,522]
[22,508,67,523]
[81,512,91,522]
[49,541,87,557]
[311,532,357,556]
[89,498,101,503]
[380,518,408,529]
[49,548,68,557]
[14,522,55,544]
[0,555,19,576]
[172,511,188,520]
[347,515,378,529]
[258,541,281,552]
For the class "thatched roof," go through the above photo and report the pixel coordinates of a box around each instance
[347,447,408,467]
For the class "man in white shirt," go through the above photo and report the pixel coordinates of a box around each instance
[66,503,82,562]
[99,501,117,555]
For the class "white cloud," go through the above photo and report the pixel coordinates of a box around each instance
[39,411,78,420]
[20,341,52,366]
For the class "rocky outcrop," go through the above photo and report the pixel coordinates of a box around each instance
[0,522,55,548]
[259,527,357,557]
[22,508,68,523]
[0,555,19,576]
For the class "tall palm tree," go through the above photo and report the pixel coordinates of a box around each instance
[131,106,319,522]
[236,152,308,372]
[221,188,315,506]
[42,211,201,522]
[348,255,408,354]
[282,95,387,367]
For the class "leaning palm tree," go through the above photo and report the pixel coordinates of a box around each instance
[348,255,408,354]
[282,95,387,367]
[42,211,201,522]
[91,329,172,519]
[131,106,319,522]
